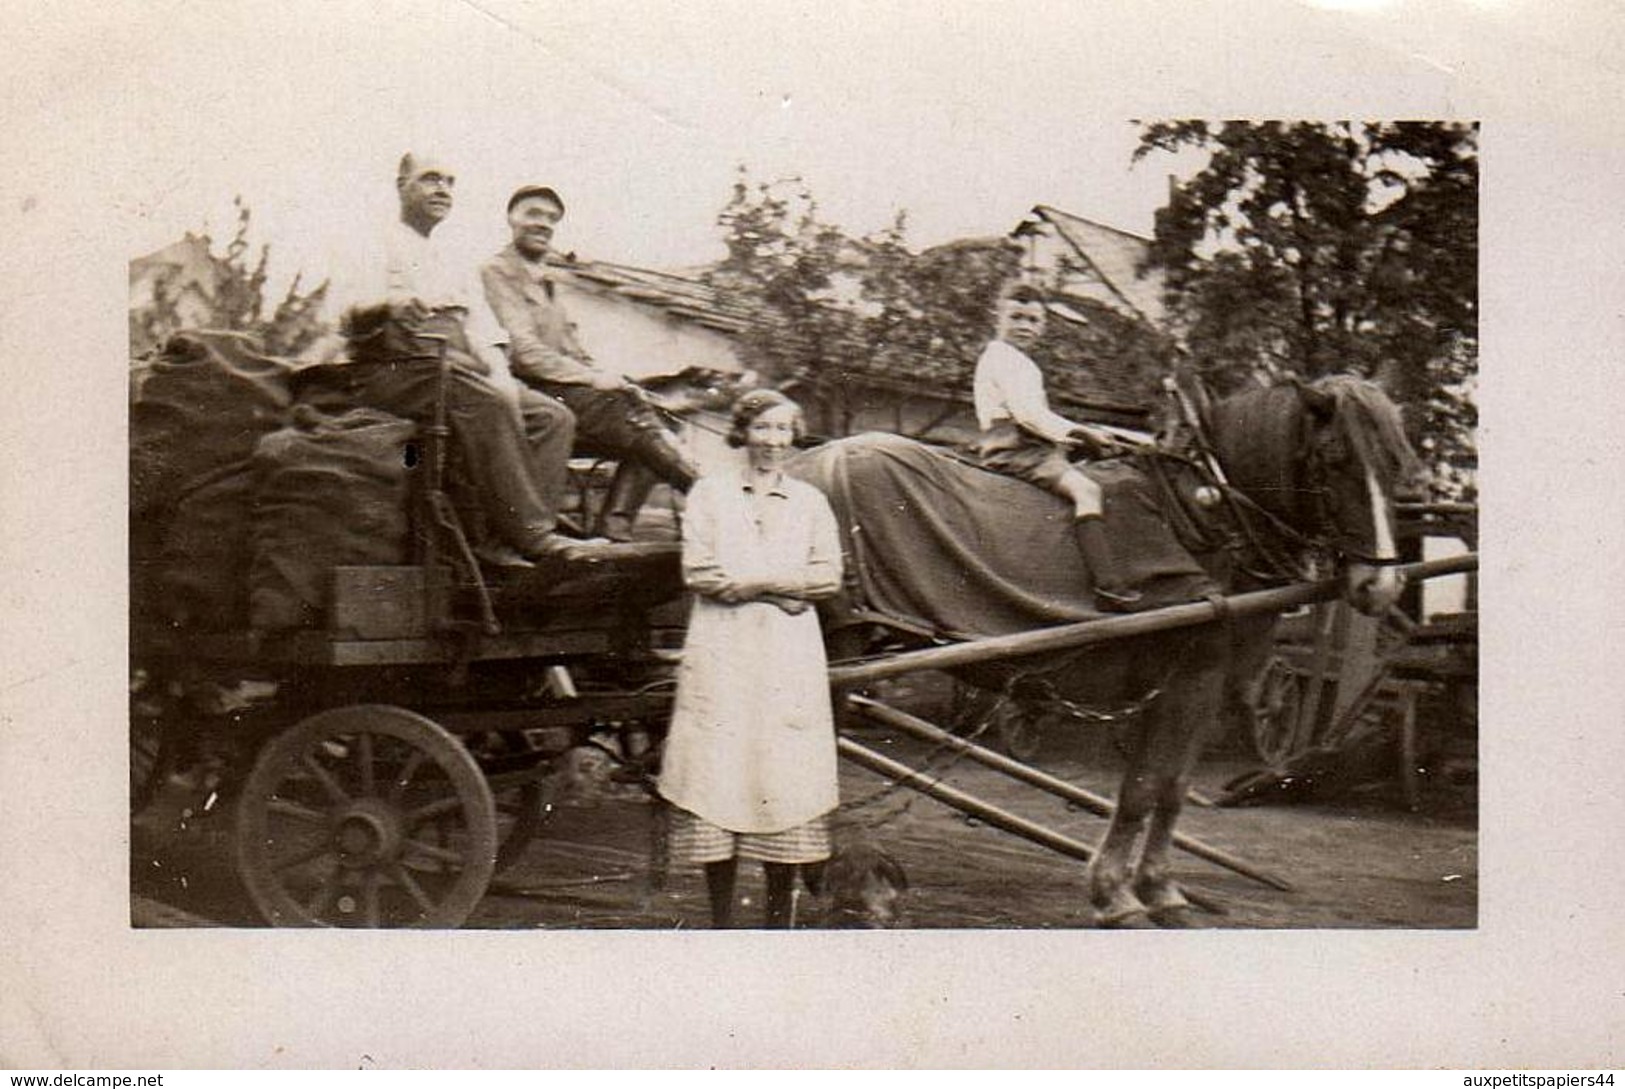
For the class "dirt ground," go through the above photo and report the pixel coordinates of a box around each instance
[131,682,1477,930]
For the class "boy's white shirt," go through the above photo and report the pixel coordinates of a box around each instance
[972,337,1079,444]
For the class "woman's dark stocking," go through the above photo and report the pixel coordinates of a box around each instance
[705,858,739,928]
[764,862,798,929]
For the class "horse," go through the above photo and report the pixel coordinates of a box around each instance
[788,373,1424,927]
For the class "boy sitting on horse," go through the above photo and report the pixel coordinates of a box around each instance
[971,283,1143,611]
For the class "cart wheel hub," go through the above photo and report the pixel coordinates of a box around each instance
[332,799,402,865]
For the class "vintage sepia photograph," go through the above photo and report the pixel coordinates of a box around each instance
[127,118,1480,934]
[7,0,1624,1072]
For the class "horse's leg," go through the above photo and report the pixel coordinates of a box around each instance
[1082,764,1158,927]
[1082,655,1162,927]
[1133,630,1229,926]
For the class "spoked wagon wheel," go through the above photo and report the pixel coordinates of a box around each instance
[235,705,497,928]
[1249,658,1306,768]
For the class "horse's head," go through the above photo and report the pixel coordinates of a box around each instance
[1210,375,1426,616]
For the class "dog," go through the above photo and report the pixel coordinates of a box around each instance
[804,835,911,929]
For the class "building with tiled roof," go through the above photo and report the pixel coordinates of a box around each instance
[1013,205,1168,328]
[587,204,1180,441]
[129,234,221,356]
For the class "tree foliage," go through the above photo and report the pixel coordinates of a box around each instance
[130,197,331,360]
[1136,121,1478,494]
[705,171,1023,436]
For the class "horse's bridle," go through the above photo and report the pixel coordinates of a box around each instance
[1160,379,1403,582]
[1295,423,1409,567]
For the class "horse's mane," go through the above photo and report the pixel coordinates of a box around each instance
[1311,374,1425,494]
[1205,374,1425,520]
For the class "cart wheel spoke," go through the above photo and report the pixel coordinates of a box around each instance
[389,864,437,915]
[407,796,464,826]
[267,798,329,825]
[390,750,427,804]
[271,838,338,875]
[357,731,376,798]
[403,838,466,867]
[300,752,351,805]
[362,870,382,928]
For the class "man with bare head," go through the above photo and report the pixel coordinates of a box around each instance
[319,151,584,562]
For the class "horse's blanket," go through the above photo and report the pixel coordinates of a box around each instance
[789,432,1217,639]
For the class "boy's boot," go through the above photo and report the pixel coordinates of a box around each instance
[1074,515,1145,612]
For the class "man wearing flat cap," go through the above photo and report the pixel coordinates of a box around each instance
[481,185,699,541]
[311,153,585,563]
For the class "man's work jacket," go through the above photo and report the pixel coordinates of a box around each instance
[479,245,603,388]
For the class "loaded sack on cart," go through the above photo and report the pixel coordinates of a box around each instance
[130,328,683,642]
[130,330,690,928]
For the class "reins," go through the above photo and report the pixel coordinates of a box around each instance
[1157,375,1404,581]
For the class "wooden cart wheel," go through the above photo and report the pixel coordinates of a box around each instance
[235,705,497,928]
[1249,658,1305,768]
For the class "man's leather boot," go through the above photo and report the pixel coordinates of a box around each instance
[596,460,658,542]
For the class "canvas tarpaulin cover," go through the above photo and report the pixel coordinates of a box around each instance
[789,432,1216,639]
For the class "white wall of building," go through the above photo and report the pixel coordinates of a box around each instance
[554,279,744,381]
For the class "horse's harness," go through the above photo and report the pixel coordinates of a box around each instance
[1152,376,1402,586]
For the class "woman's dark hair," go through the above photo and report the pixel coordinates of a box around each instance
[726,388,805,448]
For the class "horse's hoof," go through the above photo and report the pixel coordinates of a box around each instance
[1090,905,1158,929]
[1147,904,1203,929]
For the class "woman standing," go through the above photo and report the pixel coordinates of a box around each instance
[658,390,843,928]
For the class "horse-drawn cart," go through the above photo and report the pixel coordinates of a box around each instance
[132,545,690,927]
[131,330,694,927]
[132,330,1477,929]
[1239,501,1478,803]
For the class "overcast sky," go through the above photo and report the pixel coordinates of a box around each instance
[13,0,1602,298]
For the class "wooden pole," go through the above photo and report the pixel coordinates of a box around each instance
[837,736,1222,915]
[848,694,1293,892]
[827,554,1478,690]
